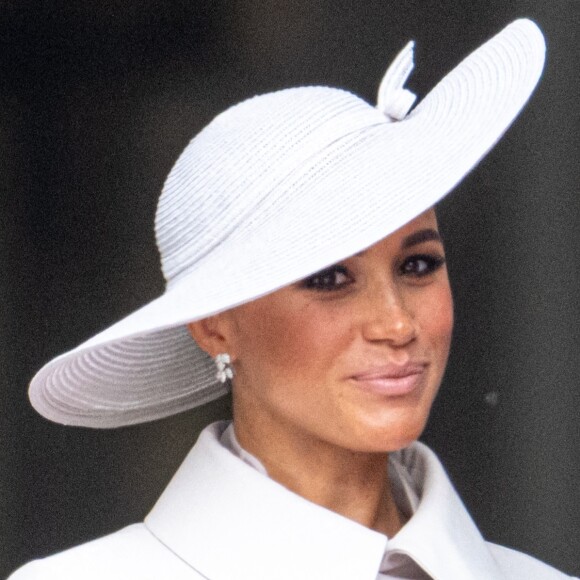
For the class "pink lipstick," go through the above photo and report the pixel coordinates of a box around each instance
[350,363,426,396]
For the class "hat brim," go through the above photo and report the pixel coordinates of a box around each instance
[30,19,545,427]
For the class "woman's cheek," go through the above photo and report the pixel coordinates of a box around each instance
[277,305,350,381]
[240,301,319,374]
[422,284,454,349]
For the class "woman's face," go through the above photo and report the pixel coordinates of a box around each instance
[204,209,453,453]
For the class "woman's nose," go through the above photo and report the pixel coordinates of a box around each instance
[361,284,417,346]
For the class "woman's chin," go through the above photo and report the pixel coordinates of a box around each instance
[345,415,430,453]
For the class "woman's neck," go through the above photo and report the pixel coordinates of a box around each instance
[233,417,405,538]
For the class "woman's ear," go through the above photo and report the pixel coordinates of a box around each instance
[187,314,235,359]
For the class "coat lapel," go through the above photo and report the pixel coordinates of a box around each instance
[387,443,506,579]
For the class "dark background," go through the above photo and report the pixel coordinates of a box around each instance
[1,0,578,576]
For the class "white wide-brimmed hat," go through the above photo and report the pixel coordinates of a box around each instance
[30,19,546,428]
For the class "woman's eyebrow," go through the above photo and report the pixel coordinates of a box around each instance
[401,228,442,249]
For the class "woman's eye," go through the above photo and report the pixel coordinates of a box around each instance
[302,265,353,291]
[400,254,446,277]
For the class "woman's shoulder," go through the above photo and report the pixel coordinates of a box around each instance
[488,542,577,579]
[8,523,201,579]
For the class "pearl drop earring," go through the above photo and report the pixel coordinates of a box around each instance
[215,353,234,383]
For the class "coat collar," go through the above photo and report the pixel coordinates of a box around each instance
[145,421,505,580]
[386,445,506,579]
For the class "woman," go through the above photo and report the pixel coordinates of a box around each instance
[10,19,573,579]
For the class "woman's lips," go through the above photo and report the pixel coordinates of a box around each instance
[349,363,427,396]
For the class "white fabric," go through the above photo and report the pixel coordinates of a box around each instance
[28,19,546,428]
[10,421,573,579]
[220,423,426,579]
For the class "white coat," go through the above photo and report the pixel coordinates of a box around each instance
[9,421,574,579]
